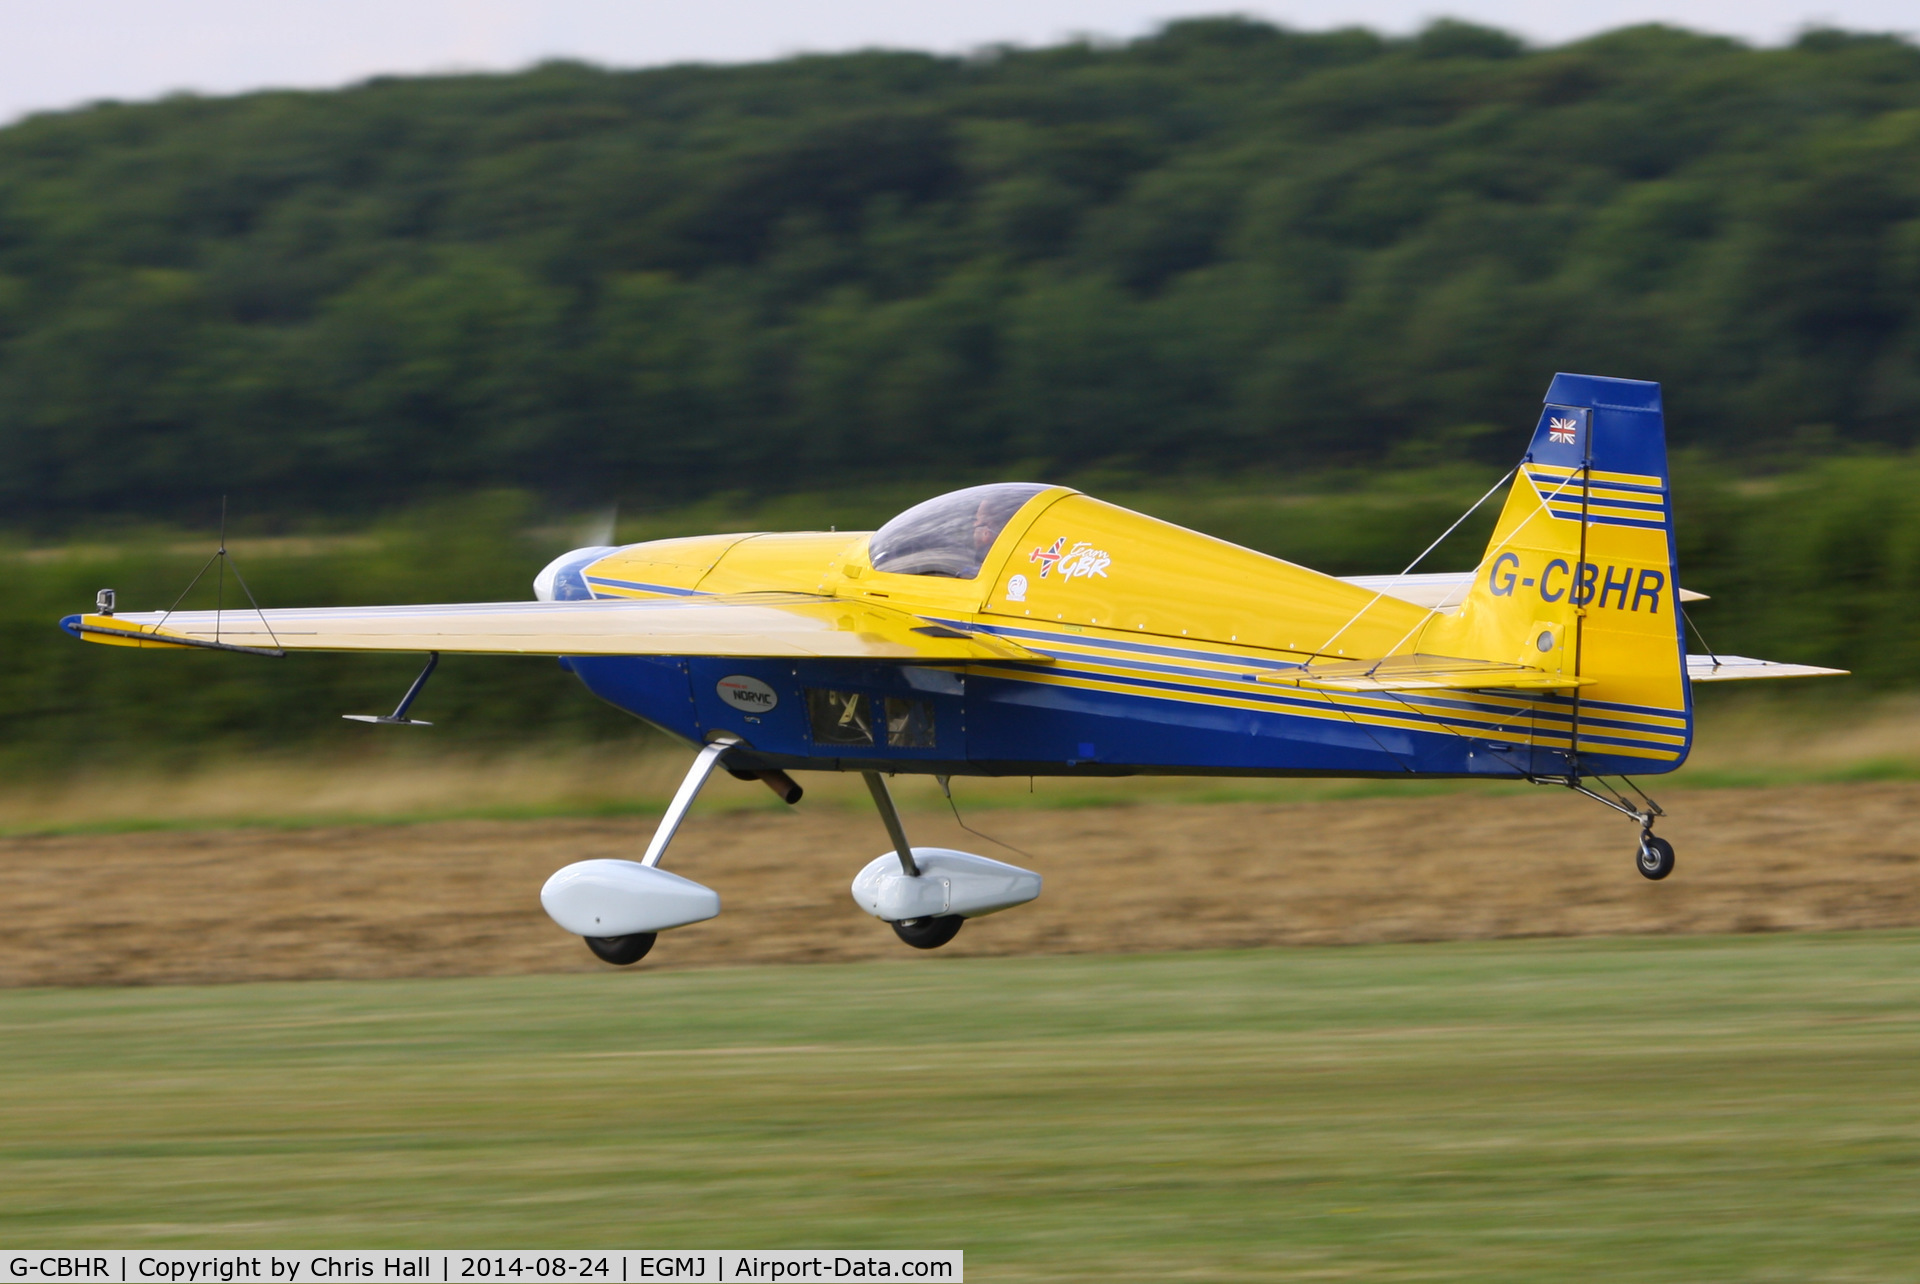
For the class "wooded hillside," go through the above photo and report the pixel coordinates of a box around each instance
[1,20,1917,523]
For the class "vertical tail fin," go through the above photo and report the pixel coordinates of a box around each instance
[1421,373,1691,774]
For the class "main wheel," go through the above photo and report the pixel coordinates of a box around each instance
[891,916,964,950]
[1636,836,1676,881]
[584,932,657,965]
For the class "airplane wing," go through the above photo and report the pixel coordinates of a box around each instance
[1686,654,1849,682]
[62,593,1051,663]
[1341,572,1709,609]
[1258,655,1592,693]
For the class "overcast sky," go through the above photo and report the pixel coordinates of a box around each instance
[4,0,1914,124]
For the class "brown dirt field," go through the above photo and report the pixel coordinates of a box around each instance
[6,782,1920,988]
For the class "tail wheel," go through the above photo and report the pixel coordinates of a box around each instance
[892,916,964,950]
[585,933,657,965]
[1636,836,1676,881]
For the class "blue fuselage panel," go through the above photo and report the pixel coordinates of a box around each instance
[565,654,1676,779]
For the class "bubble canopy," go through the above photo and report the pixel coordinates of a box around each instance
[867,483,1051,579]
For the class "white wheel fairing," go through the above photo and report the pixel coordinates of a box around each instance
[541,859,720,936]
[851,847,1041,922]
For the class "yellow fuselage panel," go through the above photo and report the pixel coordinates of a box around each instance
[698,531,870,596]
[597,492,1434,660]
[587,531,885,598]
[584,533,759,597]
[974,493,1427,657]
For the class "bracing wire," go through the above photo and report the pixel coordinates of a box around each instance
[1311,463,1517,663]
[1287,463,1529,771]
[1359,465,1595,673]
[145,495,285,655]
[152,549,224,634]
[1298,462,1600,777]
[1680,605,1721,668]
[223,554,284,653]
[215,496,226,644]
[937,776,1042,864]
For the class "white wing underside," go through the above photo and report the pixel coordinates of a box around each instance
[72,593,1047,662]
[74,590,1844,680]
[1686,654,1849,682]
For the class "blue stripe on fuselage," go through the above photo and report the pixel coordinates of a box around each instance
[561,650,1681,777]
[586,576,703,597]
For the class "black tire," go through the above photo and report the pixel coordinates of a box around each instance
[584,932,657,965]
[891,916,964,950]
[1636,836,1676,881]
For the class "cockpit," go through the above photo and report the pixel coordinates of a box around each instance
[867,483,1051,579]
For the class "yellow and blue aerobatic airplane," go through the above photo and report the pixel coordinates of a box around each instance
[65,374,1843,964]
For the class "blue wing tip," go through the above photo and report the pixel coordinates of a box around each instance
[58,614,82,638]
[1546,372,1663,413]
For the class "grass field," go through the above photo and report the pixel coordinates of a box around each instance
[4,933,1918,1280]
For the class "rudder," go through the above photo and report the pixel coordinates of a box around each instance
[1420,373,1691,774]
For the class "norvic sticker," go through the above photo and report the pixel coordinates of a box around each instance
[716,675,779,711]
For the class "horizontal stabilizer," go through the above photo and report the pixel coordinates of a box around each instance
[1256,651,1843,691]
[1687,654,1848,682]
[1260,654,1592,693]
[63,593,1052,663]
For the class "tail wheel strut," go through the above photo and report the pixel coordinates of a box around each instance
[1533,774,1675,880]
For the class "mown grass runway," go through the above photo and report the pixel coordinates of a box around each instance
[3,934,1918,1280]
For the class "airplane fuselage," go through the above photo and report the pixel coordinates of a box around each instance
[564,643,1617,780]
[537,471,1692,781]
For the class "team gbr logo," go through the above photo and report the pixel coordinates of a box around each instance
[1030,536,1112,580]
[1547,416,1579,445]
[716,674,779,712]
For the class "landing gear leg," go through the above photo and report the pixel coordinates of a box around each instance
[863,771,964,949]
[640,735,739,869]
[571,736,739,965]
[1534,774,1675,880]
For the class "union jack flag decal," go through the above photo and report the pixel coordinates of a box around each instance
[1547,416,1579,445]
